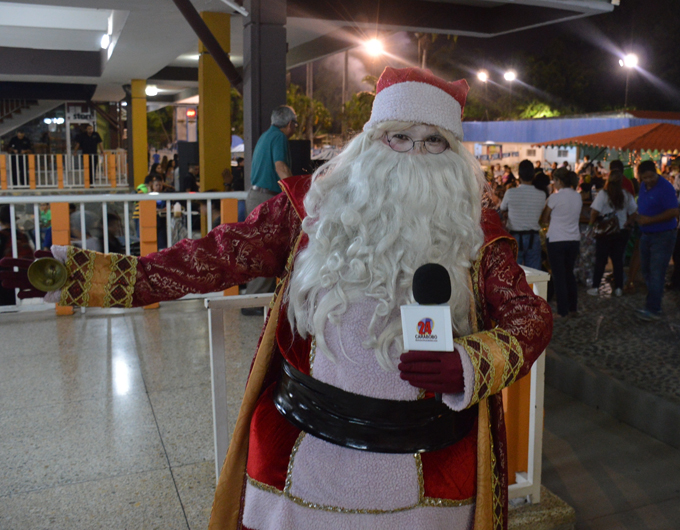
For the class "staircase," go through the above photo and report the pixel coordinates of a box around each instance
[0,100,64,137]
[0,99,37,123]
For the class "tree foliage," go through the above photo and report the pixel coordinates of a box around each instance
[286,84,333,138]
[147,107,173,150]
[518,101,561,119]
[230,87,243,138]
[342,91,376,133]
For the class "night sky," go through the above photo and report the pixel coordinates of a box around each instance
[290,0,680,123]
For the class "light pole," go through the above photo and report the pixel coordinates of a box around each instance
[504,70,516,117]
[478,70,489,119]
[619,53,638,109]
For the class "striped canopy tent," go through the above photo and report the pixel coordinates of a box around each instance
[533,122,680,154]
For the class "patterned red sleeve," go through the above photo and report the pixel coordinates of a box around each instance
[453,237,552,405]
[479,238,553,378]
[132,193,302,306]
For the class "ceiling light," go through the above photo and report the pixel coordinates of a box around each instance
[44,118,52,124]
[55,117,65,125]
[121,101,128,107]
[145,85,159,97]
[100,34,111,49]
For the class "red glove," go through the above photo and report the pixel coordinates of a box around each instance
[398,350,465,394]
[0,250,54,299]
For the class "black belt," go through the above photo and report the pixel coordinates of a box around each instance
[273,360,478,454]
[251,185,279,196]
[511,230,539,251]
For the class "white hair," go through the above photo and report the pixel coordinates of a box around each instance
[286,121,485,371]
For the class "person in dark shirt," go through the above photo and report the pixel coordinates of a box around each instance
[7,129,32,187]
[73,124,104,185]
[232,157,245,191]
[180,163,200,192]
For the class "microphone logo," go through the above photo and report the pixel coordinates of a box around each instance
[416,318,437,341]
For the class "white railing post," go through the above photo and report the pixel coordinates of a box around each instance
[206,293,274,482]
[507,266,550,504]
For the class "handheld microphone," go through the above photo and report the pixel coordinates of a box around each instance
[400,264,455,401]
[412,263,452,306]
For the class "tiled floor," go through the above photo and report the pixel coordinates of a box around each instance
[0,300,261,530]
[550,278,680,405]
[1,298,680,529]
[543,387,680,530]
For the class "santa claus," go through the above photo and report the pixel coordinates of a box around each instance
[1,67,552,530]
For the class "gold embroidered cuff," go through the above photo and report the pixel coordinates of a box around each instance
[59,247,138,308]
[455,329,524,404]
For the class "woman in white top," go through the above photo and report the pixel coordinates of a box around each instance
[541,168,583,318]
[587,170,638,297]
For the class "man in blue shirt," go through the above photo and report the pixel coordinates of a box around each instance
[635,160,679,320]
[246,106,297,215]
[243,106,298,314]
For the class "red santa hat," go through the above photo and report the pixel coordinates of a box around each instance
[364,67,469,141]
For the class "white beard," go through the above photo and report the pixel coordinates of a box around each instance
[286,131,485,372]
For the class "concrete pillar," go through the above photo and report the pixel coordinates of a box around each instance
[199,11,231,194]
[130,79,149,187]
[242,0,287,188]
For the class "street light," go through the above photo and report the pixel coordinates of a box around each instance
[619,53,638,109]
[504,70,517,117]
[622,53,638,68]
[364,38,384,57]
[145,85,159,97]
[477,70,489,83]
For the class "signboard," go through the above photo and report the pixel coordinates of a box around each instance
[67,105,93,122]
[487,144,502,160]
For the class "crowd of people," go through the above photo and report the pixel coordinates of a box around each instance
[486,156,680,320]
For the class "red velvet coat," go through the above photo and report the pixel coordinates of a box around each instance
[57,174,552,529]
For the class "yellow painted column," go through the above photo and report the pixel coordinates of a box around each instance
[131,79,149,187]
[83,156,90,189]
[139,199,159,310]
[51,202,74,316]
[107,154,117,188]
[199,11,231,194]
[0,155,7,190]
[56,156,64,189]
[199,12,232,236]
[221,198,239,296]
[28,155,36,189]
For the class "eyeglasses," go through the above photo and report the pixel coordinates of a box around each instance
[385,133,449,154]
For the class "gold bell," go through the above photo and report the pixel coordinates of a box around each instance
[27,257,68,292]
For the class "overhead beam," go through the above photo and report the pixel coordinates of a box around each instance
[0,81,96,100]
[0,47,104,77]
[149,66,199,82]
[286,27,362,70]
[286,0,612,38]
[170,0,244,93]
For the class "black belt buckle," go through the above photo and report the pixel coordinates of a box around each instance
[273,360,478,454]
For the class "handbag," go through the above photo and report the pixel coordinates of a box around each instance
[592,212,620,238]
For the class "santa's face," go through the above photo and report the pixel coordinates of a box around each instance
[381,125,449,155]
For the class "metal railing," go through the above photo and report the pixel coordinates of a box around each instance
[0,191,247,312]
[0,151,128,190]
